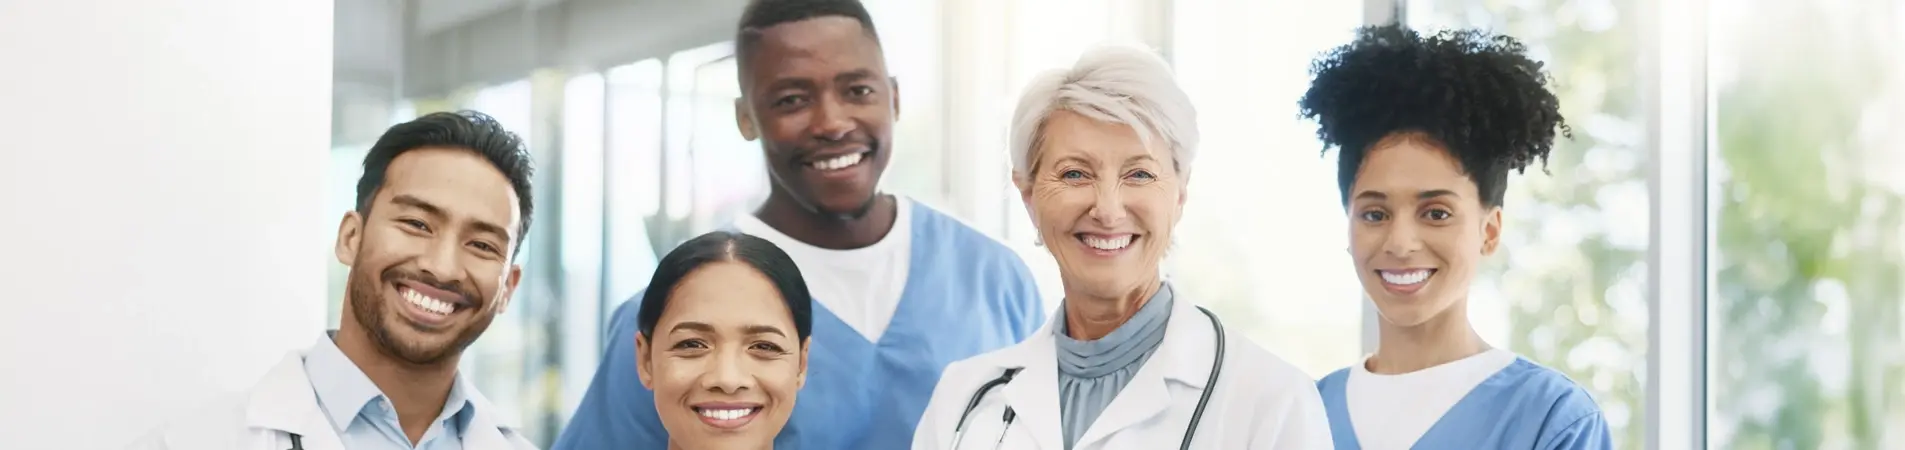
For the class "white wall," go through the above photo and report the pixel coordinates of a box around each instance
[0,0,333,448]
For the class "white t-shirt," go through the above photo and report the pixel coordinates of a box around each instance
[732,197,914,342]
[1345,348,1518,450]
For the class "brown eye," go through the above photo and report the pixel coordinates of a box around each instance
[773,95,807,109]
[1360,210,1388,222]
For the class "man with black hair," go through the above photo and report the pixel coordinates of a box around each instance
[1299,25,1612,449]
[555,1,1048,449]
[127,111,541,450]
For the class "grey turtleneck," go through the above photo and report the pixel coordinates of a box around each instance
[1053,282,1175,449]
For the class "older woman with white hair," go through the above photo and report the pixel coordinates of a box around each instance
[910,44,1332,450]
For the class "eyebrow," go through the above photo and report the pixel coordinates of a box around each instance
[1352,189,1462,202]
[390,194,444,217]
[762,69,878,93]
[669,321,716,334]
[667,321,789,338]
[834,69,876,85]
[743,325,788,338]
[762,77,816,93]
[390,194,513,239]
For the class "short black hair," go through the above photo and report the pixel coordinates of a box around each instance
[636,231,815,342]
[734,0,881,75]
[1298,24,1571,208]
[355,110,536,253]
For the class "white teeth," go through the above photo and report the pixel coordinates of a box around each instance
[698,408,755,420]
[1380,270,1433,285]
[809,152,864,171]
[1082,235,1132,250]
[403,288,454,315]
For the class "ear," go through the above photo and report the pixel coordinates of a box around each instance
[635,334,655,389]
[796,336,811,389]
[494,264,523,315]
[888,76,902,120]
[1481,206,1504,256]
[335,211,364,266]
[735,97,759,141]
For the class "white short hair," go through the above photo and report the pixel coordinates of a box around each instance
[1008,44,1199,182]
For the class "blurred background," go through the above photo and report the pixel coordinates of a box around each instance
[323,0,1905,449]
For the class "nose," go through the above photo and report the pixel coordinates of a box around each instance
[1088,183,1128,227]
[1381,220,1422,258]
[808,95,854,142]
[416,236,464,280]
[699,348,752,394]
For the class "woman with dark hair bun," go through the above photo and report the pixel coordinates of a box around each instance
[1300,24,1612,449]
[632,230,813,450]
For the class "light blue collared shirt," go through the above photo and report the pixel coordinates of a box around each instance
[306,331,476,450]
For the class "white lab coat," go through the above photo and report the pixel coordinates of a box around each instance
[911,295,1335,450]
[123,350,540,450]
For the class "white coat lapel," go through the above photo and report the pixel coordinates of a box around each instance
[245,351,347,450]
[1073,293,1222,449]
[1071,355,1172,448]
[997,324,1064,450]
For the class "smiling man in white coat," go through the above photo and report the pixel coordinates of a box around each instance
[910,45,1332,450]
[126,111,541,450]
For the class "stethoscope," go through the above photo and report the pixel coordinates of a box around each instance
[286,433,305,450]
[948,306,1226,450]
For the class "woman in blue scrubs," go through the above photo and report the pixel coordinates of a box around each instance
[635,230,813,450]
[1297,24,1613,449]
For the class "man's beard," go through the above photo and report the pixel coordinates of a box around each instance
[346,262,490,366]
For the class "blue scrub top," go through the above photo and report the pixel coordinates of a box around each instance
[1316,357,1613,449]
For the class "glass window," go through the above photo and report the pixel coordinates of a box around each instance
[604,59,666,314]
[686,55,764,234]
[1707,0,1905,448]
[1170,0,1367,378]
[1407,0,1652,447]
[863,0,949,206]
[557,72,607,419]
[650,43,755,249]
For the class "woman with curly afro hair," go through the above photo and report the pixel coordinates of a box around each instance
[1299,24,1611,450]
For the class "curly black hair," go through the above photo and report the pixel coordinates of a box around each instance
[1298,24,1570,209]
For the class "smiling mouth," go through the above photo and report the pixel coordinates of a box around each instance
[401,287,460,315]
[1075,233,1139,256]
[1379,268,1432,293]
[805,150,871,172]
[693,405,764,429]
